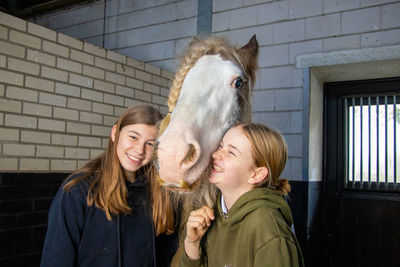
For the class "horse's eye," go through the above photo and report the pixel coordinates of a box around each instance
[234,78,243,89]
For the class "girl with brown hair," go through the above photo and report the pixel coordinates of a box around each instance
[177,122,304,267]
[41,105,177,267]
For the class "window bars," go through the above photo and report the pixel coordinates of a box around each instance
[344,95,400,192]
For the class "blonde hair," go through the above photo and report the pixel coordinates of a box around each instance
[238,122,290,195]
[63,105,175,234]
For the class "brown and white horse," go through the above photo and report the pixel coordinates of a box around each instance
[154,34,259,197]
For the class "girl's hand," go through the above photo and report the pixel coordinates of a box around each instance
[184,206,215,259]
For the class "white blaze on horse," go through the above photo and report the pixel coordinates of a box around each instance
[154,35,259,191]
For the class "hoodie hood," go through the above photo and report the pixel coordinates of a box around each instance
[217,187,293,227]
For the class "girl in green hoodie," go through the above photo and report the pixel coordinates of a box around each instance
[178,122,304,267]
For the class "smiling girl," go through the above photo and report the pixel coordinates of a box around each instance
[178,122,304,267]
[41,105,178,267]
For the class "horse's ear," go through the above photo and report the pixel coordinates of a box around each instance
[239,34,258,59]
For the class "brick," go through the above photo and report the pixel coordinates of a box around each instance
[323,35,360,52]
[20,158,49,171]
[103,115,118,126]
[102,138,108,148]
[382,3,400,29]
[0,25,7,39]
[0,113,3,125]
[259,45,289,67]
[8,57,40,75]
[55,82,80,97]
[91,125,110,137]
[0,98,22,113]
[361,0,394,7]
[104,93,124,106]
[90,149,104,159]
[95,57,115,71]
[70,73,93,88]
[361,29,400,47]
[70,49,94,64]
[94,79,115,93]
[9,30,41,49]
[23,102,52,117]
[81,88,103,102]
[41,66,68,82]
[67,98,92,111]
[39,92,67,107]
[92,102,113,115]
[21,130,50,144]
[258,66,293,89]
[58,33,83,50]
[289,40,322,64]
[144,63,161,76]
[80,111,102,124]
[27,49,56,66]
[135,70,152,82]
[135,90,152,102]
[0,54,5,68]
[252,90,275,112]
[160,87,169,97]
[0,69,24,86]
[0,84,3,96]
[288,0,322,19]
[275,88,302,111]
[159,106,169,115]
[36,145,64,158]
[83,65,104,79]
[65,147,89,159]
[57,58,82,73]
[5,114,36,129]
[84,42,106,57]
[0,12,26,30]
[105,71,125,85]
[107,50,126,64]
[342,7,380,34]
[0,39,25,58]
[66,122,90,134]
[114,107,126,117]
[152,95,167,106]
[51,160,77,171]
[258,0,288,24]
[273,20,305,43]
[116,64,135,77]
[306,13,340,39]
[152,76,169,87]
[0,128,19,141]
[124,98,143,108]
[230,6,258,29]
[25,76,55,92]
[212,11,230,32]
[79,136,102,148]
[0,158,18,171]
[6,86,37,102]
[3,144,35,156]
[323,0,359,13]
[161,69,174,80]
[38,118,65,132]
[51,133,77,146]
[116,85,134,97]
[43,40,69,58]
[27,22,57,41]
[53,107,79,120]
[127,57,144,70]
[143,83,160,94]
[126,78,143,90]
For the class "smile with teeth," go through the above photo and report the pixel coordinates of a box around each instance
[126,153,143,163]
[213,164,224,173]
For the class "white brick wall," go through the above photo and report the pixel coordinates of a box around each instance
[0,11,172,172]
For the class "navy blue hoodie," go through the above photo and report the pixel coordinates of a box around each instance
[40,172,177,267]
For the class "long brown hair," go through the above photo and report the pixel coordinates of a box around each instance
[239,122,291,195]
[63,105,175,234]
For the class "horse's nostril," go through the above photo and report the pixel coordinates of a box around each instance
[182,144,196,165]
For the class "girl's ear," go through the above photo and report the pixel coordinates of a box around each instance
[111,125,117,143]
[248,166,269,185]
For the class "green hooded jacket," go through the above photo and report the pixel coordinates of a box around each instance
[179,188,305,267]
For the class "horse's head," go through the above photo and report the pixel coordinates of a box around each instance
[154,35,258,190]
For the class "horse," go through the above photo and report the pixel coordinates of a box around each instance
[154,34,259,198]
